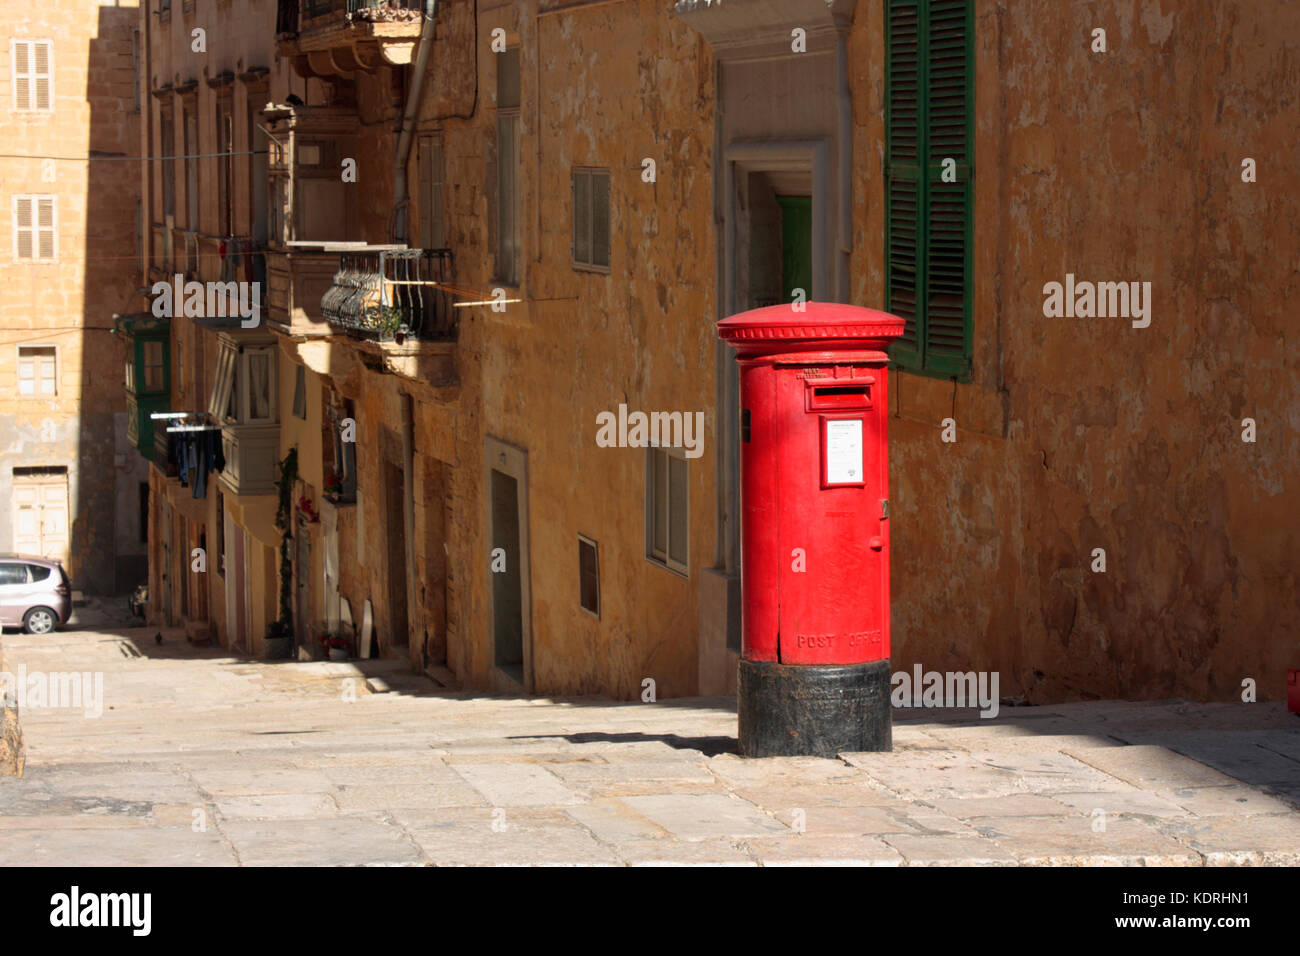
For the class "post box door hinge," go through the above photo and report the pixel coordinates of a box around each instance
[881,499,889,519]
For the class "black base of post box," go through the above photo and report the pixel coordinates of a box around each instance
[738,658,892,758]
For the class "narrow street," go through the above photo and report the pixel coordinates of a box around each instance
[2,628,1297,866]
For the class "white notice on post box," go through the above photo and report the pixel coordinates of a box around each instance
[825,418,864,484]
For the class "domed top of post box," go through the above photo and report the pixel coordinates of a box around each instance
[717,302,905,357]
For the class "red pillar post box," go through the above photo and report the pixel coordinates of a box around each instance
[718,303,905,757]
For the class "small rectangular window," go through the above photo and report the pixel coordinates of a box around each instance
[646,447,688,575]
[139,482,149,545]
[17,346,56,396]
[330,399,357,503]
[14,195,56,260]
[217,98,233,236]
[12,40,52,112]
[184,106,198,231]
[292,364,306,419]
[176,336,185,395]
[572,168,610,272]
[143,340,165,391]
[494,47,520,286]
[131,30,140,113]
[216,491,225,575]
[418,134,445,249]
[578,535,599,617]
[246,350,273,422]
[160,108,175,219]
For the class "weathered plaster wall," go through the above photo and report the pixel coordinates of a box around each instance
[365,0,719,696]
[852,0,1299,701]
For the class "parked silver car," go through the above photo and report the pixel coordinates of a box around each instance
[0,555,71,634]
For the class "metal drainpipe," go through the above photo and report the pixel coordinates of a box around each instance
[835,26,852,303]
[392,0,440,244]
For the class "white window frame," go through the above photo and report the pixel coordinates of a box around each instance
[16,344,57,397]
[209,342,276,425]
[208,344,235,420]
[571,166,611,273]
[13,195,57,261]
[242,346,276,424]
[646,446,689,576]
[11,39,53,113]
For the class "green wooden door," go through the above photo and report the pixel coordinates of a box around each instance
[778,195,813,305]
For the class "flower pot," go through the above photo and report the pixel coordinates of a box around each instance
[328,647,348,661]
[264,636,293,660]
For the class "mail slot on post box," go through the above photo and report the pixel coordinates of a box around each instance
[718,302,905,757]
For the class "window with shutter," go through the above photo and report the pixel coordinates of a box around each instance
[14,195,55,260]
[15,197,33,259]
[34,42,50,111]
[418,134,446,249]
[12,40,52,112]
[885,0,973,381]
[37,198,54,259]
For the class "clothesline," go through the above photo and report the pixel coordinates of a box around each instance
[151,411,222,434]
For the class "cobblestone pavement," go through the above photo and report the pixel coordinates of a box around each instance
[1,628,1297,866]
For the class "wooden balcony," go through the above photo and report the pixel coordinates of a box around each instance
[219,423,281,497]
[277,0,429,78]
[267,242,369,337]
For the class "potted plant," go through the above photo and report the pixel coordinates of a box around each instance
[320,630,351,661]
[364,303,405,340]
[323,469,343,501]
[264,619,293,659]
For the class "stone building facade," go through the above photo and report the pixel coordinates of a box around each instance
[125,0,1296,704]
[0,0,144,596]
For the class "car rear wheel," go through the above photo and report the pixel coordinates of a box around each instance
[23,606,57,635]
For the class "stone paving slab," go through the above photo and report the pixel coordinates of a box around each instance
[2,628,1298,866]
[746,834,904,866]
[220,816,423,866]
[1158,814,1300,866]
[451,762,583,807]
[974,814,1204,866]
[1065,745,1246,790]
[618,793,791,842]
[0,825,236,866]
[400,808,621,866]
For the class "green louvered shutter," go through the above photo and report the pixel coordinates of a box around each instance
[886,0,973,380]
[885,0,922,370]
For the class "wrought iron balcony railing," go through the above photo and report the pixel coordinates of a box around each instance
[347,0,427,19]
[287,0,425,28]
[321,247,454,342]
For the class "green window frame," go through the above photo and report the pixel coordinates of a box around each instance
[885,0,974,381]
